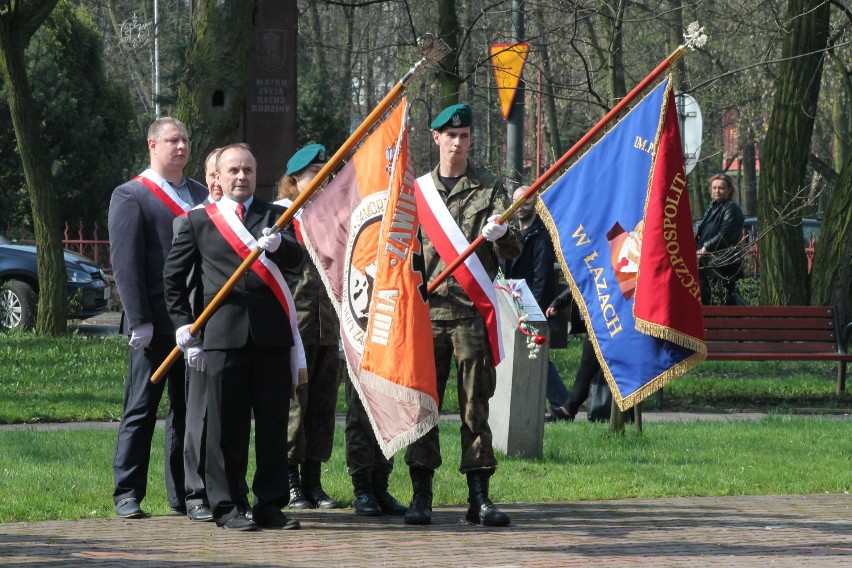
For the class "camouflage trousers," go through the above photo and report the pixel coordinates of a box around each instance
[287,343,342,464]
[404,317,498,473]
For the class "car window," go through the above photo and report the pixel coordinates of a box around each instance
[741,217,820,246]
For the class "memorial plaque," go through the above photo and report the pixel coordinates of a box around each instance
[243,0,297,201]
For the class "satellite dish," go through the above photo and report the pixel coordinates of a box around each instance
[675,93,702,176]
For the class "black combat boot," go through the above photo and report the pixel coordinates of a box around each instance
[351,470,382,516]
[287,464,314,509]
[301,460,342,509]
[404,467,433,525]
[371,469,407,515]
[465,471,510,527]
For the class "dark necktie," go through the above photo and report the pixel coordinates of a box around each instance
[236,203,246,223]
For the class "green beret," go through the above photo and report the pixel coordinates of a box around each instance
[286,143,328,176]
[430,103,473,130]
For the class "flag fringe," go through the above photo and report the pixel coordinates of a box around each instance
[355,367,440,459]
[634,318,707,354]
[609,350,706,411]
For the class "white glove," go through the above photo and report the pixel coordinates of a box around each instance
[128,322,154,349]
[175,324,200,351]
[185,346,207,372]
[257,226,282,252]
[481,214,508,242]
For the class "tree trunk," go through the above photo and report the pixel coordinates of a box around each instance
[601,0,626,105]
[757,0,830,306]
[810,151,852,325]
[436,0,461,108]
[175,0,257,179]
[0,0,66,335]
[342,3,355,130]
[741,130,757,216]
[533,5,562,162]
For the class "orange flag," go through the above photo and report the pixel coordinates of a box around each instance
[300,100,438,457]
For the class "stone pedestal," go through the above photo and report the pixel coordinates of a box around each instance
[489,280,548,458]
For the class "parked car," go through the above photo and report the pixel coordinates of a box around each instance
[0,232,110,331]
[741,216,821,276]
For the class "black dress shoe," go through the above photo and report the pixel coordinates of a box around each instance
[253,509,301,530]
[187,504,214,522]
[115,498,145,519]
[221,514,258,531]
[547,406,575,422]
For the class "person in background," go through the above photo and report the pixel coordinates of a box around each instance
[503,186,571,422]
[108,117,208,519]
[274,144,344,510]
[172,147,225,523]
[694,174,745,306]
[545,288,596,423]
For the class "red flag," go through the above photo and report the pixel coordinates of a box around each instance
[634,85,706,345]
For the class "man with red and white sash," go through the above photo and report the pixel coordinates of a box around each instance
[164,143,304,532]
[108,117,208,520]
[405,104,521,528]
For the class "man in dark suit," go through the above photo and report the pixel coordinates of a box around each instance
[108,117,208,519]
[164,143,304,531]
[169,148,225,523]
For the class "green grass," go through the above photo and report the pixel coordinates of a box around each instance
[2,333,846,424]
[0,332,127,423]
[1,331,850,523]
[1,416,849,522]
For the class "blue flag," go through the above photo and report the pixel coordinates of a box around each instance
[539,78,706,409]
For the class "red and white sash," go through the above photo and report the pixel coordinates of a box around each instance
[205,200,307,384]
[273,198,303,244]
[413,173,505,366]
[135,169,193,217]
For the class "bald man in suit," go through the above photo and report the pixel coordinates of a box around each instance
[164,143,304,531]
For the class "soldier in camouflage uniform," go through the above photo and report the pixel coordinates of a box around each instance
[343,373,408,516]
[276,144,343,510]
[404,104,521,528]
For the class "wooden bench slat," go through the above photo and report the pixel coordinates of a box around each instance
[705,329,836,342]
[703,318,834,331]
[708,352,852,361]
[707,342,841,355]
[702,306,832,317]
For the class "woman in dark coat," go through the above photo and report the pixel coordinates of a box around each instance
[694,174,745,305]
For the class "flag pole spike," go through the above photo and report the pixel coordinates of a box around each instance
[151,34,452,384]
[682,21,708,51]
[426,23,708,294]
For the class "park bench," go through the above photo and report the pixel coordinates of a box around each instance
[702,305,852,394]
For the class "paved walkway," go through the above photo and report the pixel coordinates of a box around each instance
[14,314,839,565]
[1,494,850,566]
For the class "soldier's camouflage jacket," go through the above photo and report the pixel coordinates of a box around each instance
[423,161,521,320]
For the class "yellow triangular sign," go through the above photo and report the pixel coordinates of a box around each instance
[490,43,529,120]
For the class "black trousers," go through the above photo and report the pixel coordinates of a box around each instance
[565,338,599,416]
[344,374,394,476]
[204,344,290,525]
[112,334,186,509]
[183,365,207,509]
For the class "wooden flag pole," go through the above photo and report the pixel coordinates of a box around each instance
[426,23,707,294]
[151,34,451,384]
